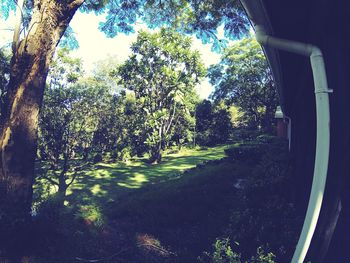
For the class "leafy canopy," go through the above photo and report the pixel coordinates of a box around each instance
[208,36,278,131]
[117,28,205,161]
[82,0,250,52]
[1,0,249,51]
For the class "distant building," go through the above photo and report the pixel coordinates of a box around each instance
[274,106,291,149]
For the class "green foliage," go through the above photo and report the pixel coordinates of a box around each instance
[211,238,240,263]
[32,143,302,262]
[0,48,10,120]
[225,140,301,261]
[256,134,278,144]
[199,238,276,263]
[75,204,106,228]
[117,146,132,162]
[117,28,205,162]
[224,136,285,162]
[38,48,112,198]
[232,129,263,142]
[90,0,250,51]
[209,103,233,144]
[209,37,279,132]
[35,193,66,224]
[224,143,265,163]
[250,247,276,263]
[91,91,142,156]
[195,100,233,146]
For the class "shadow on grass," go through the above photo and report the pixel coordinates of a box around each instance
[34,145,250,262]
[65,146,229,205]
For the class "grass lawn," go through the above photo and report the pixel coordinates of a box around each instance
[33,145,248,262]
[32,142,298,262]
[65,145,229,201]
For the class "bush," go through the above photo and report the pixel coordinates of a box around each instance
[224,144,265,163]
[199,238,276,263]
[35,194,66,223]
[119,147,132,162]
[215,138,300,262]
[256,134,277,144]
[196,130,215,146]
[212,238,240,263]
[232,129,262,142]
[167,146,180,154]
[93,153,103,163]
[74,203,106,228]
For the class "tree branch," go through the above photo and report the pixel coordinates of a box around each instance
[12,0,25,53]
[40,174,59,186]
[164,101,177,135]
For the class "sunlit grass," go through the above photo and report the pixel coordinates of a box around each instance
[76,145,229,192]
[32,144,256,262]
[32,141,295,263]
[35,145,230,202]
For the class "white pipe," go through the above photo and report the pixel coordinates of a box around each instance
[254,25,332,263]
[284,115,291,151]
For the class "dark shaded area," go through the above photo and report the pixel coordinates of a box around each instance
[29,140,301,262]
[257,0,350,261]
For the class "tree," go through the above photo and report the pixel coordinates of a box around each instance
[88,56,142,159]
[39,80,105,201]
[38,48,111,205]
[195,100,232,146]
[208,37,279,133]
[91,90,145,160]
[117,29,205,163]
[0,0,249,256]
[0,2,86,249]
[195,99,213,145]
[210,102,232,144]
[0,49,10,120]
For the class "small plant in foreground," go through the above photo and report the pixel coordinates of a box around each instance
[74,203,106,228]
[198,238,275,263]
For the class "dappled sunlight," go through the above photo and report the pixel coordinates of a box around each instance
[34,145,231,213]
[90,184,108,196]
[68,145,230,195]
[33,146,231,211]
[117,172,149,188]
[86,169,112,179]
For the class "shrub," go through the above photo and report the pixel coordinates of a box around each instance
[35,194,66,223]
[198,238,240,263]
[167,147,180,154]
[119,147,132,162]
[74,204,106,228]
[199,238,276,263]
[217,138,300,262]
[224,144,265,163]
[212,238,240,263]
[232,129,262,142]
[256,134,277,144]
[93,153,103,164]
[250,247,276,263]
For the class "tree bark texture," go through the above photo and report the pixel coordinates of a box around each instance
[0,0,84,256]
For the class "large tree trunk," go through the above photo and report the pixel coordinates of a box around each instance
[0,0,83,258]
[149,143,162,164]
